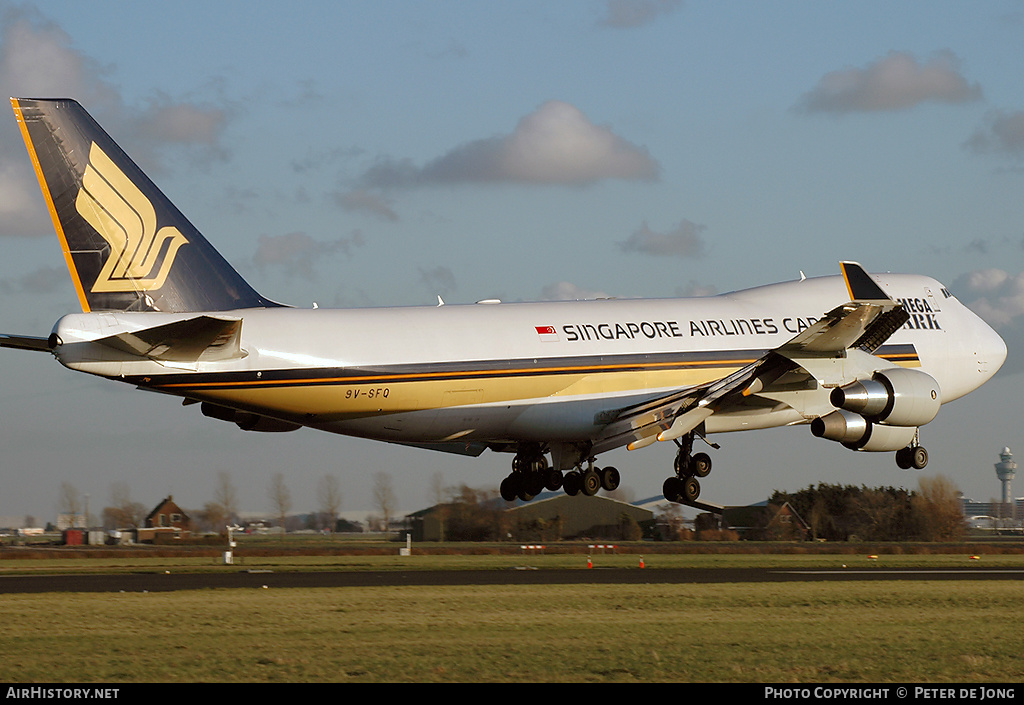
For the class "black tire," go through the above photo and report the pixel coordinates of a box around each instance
[682,476,701,502]
[525,471,545,497]
[500,475,519,502]
[581,469,601,496]
[601,466,620,492]
[563,471,581,496]
[545,468,564,492]
[663,476,683,503]
[895,447,913,470]
[690,452,712,478]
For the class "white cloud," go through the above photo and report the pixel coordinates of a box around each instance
[539,282,612,301]
[418,266,457,298]
[335,190,399,222]
[617,219,706,258]
[252,231,365,278]
[0,7,232,235]
[957,269,1024,328]
[360,101,659,187]
[796,50,982,114]
[957,268,1024,375]
[598,0,683,29]
[964,110,1024,158]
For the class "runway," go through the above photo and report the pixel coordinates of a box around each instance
[1,566,1022,593]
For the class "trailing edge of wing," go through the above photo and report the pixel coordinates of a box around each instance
[94,315,244,362]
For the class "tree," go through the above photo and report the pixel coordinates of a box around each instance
[848,488,904,541]
[267,473,292,533]
[58,481,83,528]
[430,471,448,542]
[103,481,146,530]
[214,471,239,525]
[372,471,397,537]
[317,474,343,531]
[443,484,502,541]
[911,475,966,541]
[619,513,642,541]
[197,501,229,533]
[657,502,689,540]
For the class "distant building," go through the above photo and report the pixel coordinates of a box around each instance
[962,497,1024,528]
[138,495,192,543]
[507,494,653,540]
[723,501,811,540]
[407,493,654,542]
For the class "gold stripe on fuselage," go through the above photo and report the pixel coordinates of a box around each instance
[147,347,919,422]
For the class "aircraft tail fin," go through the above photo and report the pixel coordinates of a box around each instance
[11,98,277,313]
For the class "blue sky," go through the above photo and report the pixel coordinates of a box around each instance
[0,0,1022,525]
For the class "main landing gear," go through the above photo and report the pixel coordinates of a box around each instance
[499,447,620,503]
[663,432,714,505]
[893,429,929,470]
[895,444,928,470]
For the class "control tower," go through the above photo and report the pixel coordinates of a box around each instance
[995,447,1017,519]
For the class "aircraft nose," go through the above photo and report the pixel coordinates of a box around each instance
[977,317,1007,380]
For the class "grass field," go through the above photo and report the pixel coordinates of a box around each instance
[1,549,1023,683]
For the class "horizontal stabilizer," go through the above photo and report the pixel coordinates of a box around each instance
[0,334,53,352]
[95,315,244,362]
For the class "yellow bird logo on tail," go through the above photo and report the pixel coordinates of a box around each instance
[75,142,188,293]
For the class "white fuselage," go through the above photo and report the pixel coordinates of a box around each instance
[49,272,1007,455]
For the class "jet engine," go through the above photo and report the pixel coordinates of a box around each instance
[810,409,918,451]
[829,367,941,427]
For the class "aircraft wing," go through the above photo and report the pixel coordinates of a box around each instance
[593,262,909,455]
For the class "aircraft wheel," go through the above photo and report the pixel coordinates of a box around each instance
[663,476,683,503]
[525,470,545,497]
[581,468,602,496]
[500,475,519,502]
[674,452,687,475]
[895,447,913,470]
[690,452,712,478]
[682,476,701,503]
[912,446,929,470]
[563,471,581,496]
[601,466,620,492]
[545,468,564,492]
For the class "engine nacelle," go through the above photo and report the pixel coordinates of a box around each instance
[829,367,940,427]
[810,410,919,452]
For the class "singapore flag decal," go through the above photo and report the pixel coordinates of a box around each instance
[535,325,559,342]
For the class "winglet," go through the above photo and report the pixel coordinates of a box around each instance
[840,261,892,302]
